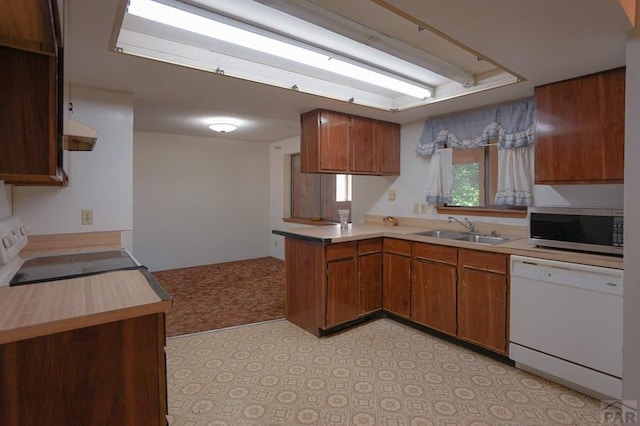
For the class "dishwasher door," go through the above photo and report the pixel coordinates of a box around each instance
[510,255,623,398]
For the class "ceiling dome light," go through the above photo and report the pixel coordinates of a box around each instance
[209,123,237,133]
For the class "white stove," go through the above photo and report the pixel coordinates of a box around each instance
[0,215,29,286]
[0,214,141,287]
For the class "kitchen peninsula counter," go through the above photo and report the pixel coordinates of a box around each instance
[273,223,623,269]
[0,267,172,426]
[0,268,171,344]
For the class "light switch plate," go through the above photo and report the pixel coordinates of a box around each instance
[388,189,396,201]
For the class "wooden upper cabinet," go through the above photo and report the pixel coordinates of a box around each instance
[377,120,401,175]
[300,109,400,175]
[0,0,64,186]
[0,0,58,55]
[350,115,377,173]
[534,67,625,184]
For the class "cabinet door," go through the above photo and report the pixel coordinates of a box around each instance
[457,267,508,354]
[319,110,351,172]
[383,252,411,318]
[0,46,61,185]
[412,259,457,335]
[350,116,377,173]
[326,257,358,328]
[358,252,383,316]
[534,67,625,184]
[377,121,401,175]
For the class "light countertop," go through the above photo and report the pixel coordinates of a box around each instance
[0,269,172,344]
[273,223,623,270]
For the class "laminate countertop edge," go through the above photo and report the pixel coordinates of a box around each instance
[273,224,623,270]
[0,269,173,345]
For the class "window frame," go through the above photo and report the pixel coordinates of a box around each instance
[442,141,526,218]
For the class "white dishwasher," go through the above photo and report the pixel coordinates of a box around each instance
[510,255,623,399]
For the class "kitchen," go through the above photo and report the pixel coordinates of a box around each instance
[1,0,639,424]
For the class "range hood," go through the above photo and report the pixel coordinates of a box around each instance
[62,119,98,151]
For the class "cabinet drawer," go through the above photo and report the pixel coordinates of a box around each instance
[358,238,383,255]
[383,238,411,256]
[459,249,507,274]
[326,242,357,261]
[413,243,457,265]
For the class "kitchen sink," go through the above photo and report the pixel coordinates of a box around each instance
[412,230,517,245]
[455,234,517,245]
[412,229,466,239]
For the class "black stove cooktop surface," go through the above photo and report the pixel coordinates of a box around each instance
[10,250,141,286]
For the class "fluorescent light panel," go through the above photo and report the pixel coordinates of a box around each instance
[126,0,433,99]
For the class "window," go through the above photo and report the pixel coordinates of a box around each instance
[450,143,498,207]
[290,154,351,222]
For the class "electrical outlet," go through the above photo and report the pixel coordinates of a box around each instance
[420,203,428,214]
[81,209,93,225]
[413,203,420,214]
[387,189,396,201]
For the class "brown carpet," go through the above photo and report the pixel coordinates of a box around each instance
[152,257,285,337]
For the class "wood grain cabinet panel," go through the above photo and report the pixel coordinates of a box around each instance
[0,0,57,55]
[534,67,625,184]
[377,120,401,175]
[0,0,65,186]
[350,115,377,173]
[0,313,167,426]
[383,239,412,318]
[325,242,358,328]
[300,109,400,175]
[457,249,509,354]
[0,45,62,185]
[411,243,457,335]
[326,256,358,328]
[358,239,383,316]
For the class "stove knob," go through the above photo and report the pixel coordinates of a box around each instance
[19,226,28,236]
[3,236,16,248]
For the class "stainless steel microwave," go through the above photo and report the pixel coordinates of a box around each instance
[528,207,623,256]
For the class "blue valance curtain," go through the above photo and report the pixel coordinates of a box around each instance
[416,99,535,206]
[416,99,535,156]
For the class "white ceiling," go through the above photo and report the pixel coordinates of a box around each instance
[64,0,631,142]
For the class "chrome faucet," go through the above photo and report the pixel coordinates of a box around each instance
[448,216,476,234]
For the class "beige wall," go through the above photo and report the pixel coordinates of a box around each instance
[133,131,271,271]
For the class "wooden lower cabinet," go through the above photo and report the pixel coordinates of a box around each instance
[325,242,358,328]
[283,236,510,355]
[457,249,509,354]
[358,239,383,316]
[284,237,381,336]
[382,239,412,318]
[0,313,167,426]
[411,243,458,336]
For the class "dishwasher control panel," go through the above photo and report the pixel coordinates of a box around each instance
[510,256,623,296]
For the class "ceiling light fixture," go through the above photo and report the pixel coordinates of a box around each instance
[208,123,237,133]
[126,0,433,99]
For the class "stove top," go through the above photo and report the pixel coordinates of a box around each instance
[10,250,141,286]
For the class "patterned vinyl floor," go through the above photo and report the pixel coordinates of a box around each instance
[165,318,621,425]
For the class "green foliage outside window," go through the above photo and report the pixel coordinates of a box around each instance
[452,163,480,206]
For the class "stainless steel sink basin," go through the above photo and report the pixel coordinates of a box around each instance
[412,229,465,239]
[413,229,517,245]
[455,234,517,245]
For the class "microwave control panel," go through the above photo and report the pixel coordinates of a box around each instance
[613,216,624,247]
